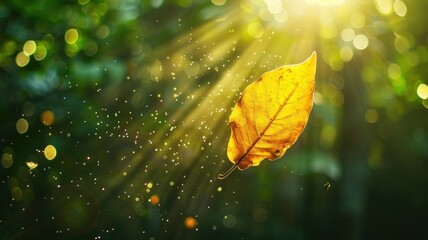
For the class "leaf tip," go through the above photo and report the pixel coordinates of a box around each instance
[308,51,317,63]
[301,51,317,75]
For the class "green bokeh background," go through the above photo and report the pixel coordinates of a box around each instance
[1,0,428,239]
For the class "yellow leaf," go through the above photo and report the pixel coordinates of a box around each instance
[218,52,317,179]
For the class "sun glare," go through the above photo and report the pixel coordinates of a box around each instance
[305,0,346,6]
[256,0,351,28]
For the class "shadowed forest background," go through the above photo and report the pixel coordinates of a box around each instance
[1,0,428,239]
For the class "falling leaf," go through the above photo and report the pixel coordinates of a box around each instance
[218,52,317,179]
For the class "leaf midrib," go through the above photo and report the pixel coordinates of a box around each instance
[235,80,300,166]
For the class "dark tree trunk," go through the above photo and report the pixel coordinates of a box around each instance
[338,59,370,240]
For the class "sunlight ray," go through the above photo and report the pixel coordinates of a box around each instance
[104,30,274,204]
[103,0,322,223]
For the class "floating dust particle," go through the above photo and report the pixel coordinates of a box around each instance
[324,181,331,191]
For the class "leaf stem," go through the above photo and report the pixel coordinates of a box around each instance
[217,162,239,179]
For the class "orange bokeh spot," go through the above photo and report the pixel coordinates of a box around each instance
[150,194,160,205]
[184,216,197,229]
[41,110,55,126]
